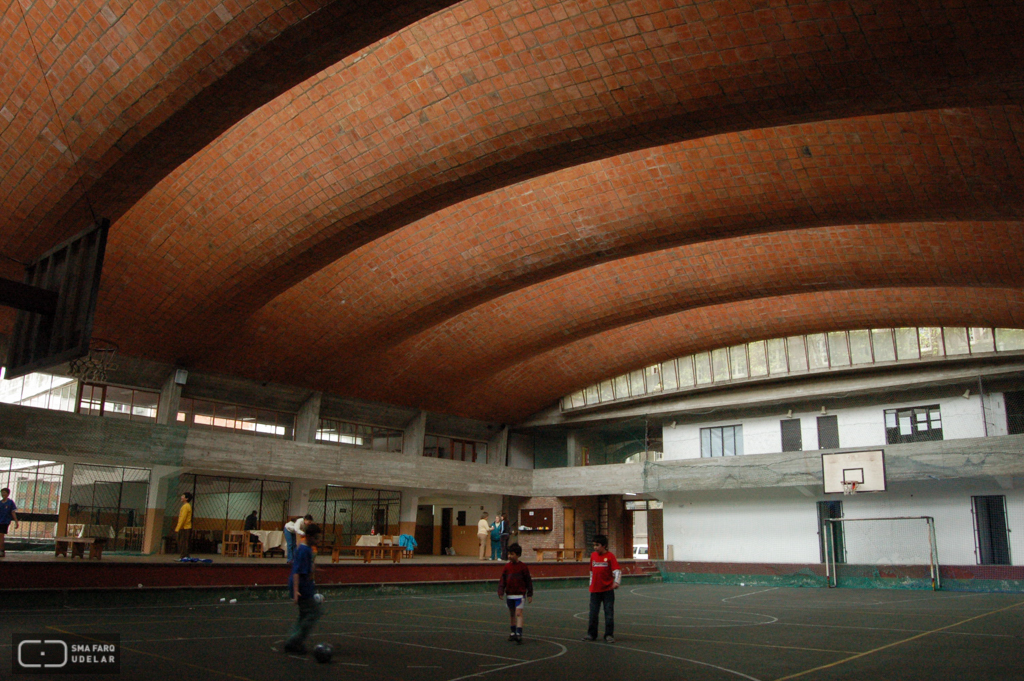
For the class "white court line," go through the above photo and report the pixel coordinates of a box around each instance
[571,609,779,628]
[542,634,764,681]
[723,587,779,602]
[778,621,1019,639]
[443,640,568,681]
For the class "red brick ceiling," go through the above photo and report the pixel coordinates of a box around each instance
[2,0,1023,422]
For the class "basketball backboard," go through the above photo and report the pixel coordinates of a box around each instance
[822,450,886,494]
[4,218,110,379]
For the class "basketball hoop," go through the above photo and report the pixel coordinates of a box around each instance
[67,338,119,383]
[841,481,859,496]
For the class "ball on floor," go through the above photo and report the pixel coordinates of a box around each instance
[313,643,333,663]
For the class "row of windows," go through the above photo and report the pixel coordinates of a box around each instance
[565,327,1024,410]
[700,405,942,457]
[423,435,488,463]
[316,418,404,452]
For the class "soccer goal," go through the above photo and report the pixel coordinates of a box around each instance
[824,516,941,590]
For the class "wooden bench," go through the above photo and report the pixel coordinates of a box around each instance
[331,545,404,564]
[534,547,584,562]
[55,536,107,560]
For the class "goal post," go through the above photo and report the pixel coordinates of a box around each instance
[824,516,940,590]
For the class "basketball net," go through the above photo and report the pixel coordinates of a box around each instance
[67,339,119,383]
[841,481,859,496]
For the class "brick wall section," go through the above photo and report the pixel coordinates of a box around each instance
[515,495,627,561]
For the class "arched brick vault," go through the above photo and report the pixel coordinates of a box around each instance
[0,0,462,271]
[96,0,1024,357]
[199,106,1024,375]
[444,288,1024,422]
[1,1,1024,423]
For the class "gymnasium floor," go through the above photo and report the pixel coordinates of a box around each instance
[3,582,1021,680]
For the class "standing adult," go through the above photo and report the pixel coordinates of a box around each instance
[0,487,20,558]
[490,515,503,560]
[477,512,491,560]
[499,512,512,560]
[582,534,621,643]
[284,514,313,563]
[175,492,193,559]
[283,523,323,655]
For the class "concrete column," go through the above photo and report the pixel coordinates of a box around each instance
[56,462,75,537]
[567,430,586,467]
[487,426,509,467]
[294,391,323,444]
[144,465,180,554]
[402,411,427,457]
[288,479,319,518]
[156,371,184,425]
[399,491,419,537]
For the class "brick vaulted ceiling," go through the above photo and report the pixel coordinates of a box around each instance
[2,1,1024,423]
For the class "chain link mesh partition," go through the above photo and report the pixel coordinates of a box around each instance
[69,464,151,552]
[308,486,402,545]
[0,457,64,546]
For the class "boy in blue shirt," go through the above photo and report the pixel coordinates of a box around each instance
[284,523,322,654]
[0,487,19,558]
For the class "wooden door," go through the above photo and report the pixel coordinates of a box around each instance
[563,508,575,549]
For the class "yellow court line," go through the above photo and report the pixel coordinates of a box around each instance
[381,610,858,655]
[46,626,257,681]
[773,599,1024,681]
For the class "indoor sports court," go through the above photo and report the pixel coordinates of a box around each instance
[3,581,1022,681]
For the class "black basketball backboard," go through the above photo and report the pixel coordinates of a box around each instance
[4,218,110,379]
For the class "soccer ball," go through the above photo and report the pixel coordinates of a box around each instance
[314,593,325,604]
[313,643,333,663]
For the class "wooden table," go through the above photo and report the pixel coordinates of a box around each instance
[534,547,585,562]
[331,544,404,563]
[55,536,107,559]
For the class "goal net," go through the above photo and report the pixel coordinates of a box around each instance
[824,516,940,590]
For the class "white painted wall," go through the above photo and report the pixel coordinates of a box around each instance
[661,480,1024,566]
[663,393,1000,461]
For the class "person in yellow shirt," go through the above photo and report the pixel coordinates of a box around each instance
[175,492,193,559]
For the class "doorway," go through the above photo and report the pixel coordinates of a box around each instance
[563,508,575,549]
[973,495,1011,565]
[415,505,434,555]
[817,500,845,563]
[441,507,453,554]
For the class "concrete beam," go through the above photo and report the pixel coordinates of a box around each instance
[295,392,323,444]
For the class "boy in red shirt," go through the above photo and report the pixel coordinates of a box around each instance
[583,534,620,643]
[497,543,533,643]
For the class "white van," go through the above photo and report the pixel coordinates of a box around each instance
[633,544,649,560]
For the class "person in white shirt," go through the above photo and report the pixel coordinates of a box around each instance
[477,512,492,560]
[284,514,313,563]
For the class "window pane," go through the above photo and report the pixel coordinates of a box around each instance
[872,328,896,362]
[748,341,768,377]
[895,327,920,360]
[661,359,678,391]
[711,428,723,457]
[767,338,788,374]
[192,400,215,427]
[944,327,970,356]
[131,391,158,422]
[701,429,710,457]
[630,370,646,395]
[735,426,744,456]
[828,331,850,367]
[585,384,600,405]
[919,327,943,357]
[570,390,586,408]
[614,374,630,398]
[723,428,735,457]
[969,327,994,353]
[996,328,1024,351]
[849,329,872,364]
[678,356,696,387]
[213,403,237,430]
[711,348,730,382]
[807,333,829,370]
[103,386,133,419]
[645,365,662,393]
[694,353,712,384]
[729,345,748,379]
[787,336,808,372]
[562,396,573,410]
[599,380,615,402]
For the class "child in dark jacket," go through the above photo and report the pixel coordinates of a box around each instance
[497,543,533,643]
